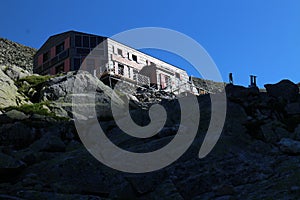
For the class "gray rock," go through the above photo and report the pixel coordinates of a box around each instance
[285,103,300,115]
[225,102,248,137]
[18,148,118,195]
[0,65,29,108]
[4,65,31,81]
[48,104,69,118]
[30,133,66,152]
[278,138,300,154]
[0,122,36,148]
[39,71,125,120]
[0,152,26,181]
[260,121,290,143]
[4,109,29,120]
[265,80,299,102]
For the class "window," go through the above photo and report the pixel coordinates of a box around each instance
[117,48,123,56]
[90,37,96,48]
[56,42,64,55]
[43,51,50,62]
[83,36,89,48]
[118,64,124,75]
[75,35,82,47]
[175,72,180,79]
[165,75,171,87]
[133,69,138,80]
[73,58,81,70]
[132,54,137,62]
[76,48,90,55]
[128,67,131,78]
[55,63,64,74]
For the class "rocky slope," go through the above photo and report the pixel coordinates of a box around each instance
[1,38,300,199]
[192,77,226,93]
[1,74,300,199]
[0,38,36,72]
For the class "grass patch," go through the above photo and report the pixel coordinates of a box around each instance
[18,75,53,86]
[2,102,69,121]
[3,102,53,116]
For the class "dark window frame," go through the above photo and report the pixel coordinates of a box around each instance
[83,36,89,48]
[73,58,81,71]
[90,36,97,48]
[43,51,50,62]
[55,63,65,74]
[118,63,124,75]
[75,35,82,47]
[117,48,123,56]
[56,42,64,55]
[132,54,138,62]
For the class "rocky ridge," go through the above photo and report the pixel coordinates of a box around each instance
[0,38,36,72]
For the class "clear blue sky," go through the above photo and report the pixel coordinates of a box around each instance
[1,0,299,87]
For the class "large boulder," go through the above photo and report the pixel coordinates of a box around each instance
[0,65,29,108]
[4,109,30,121]
[40,71,121,103]
[3,65,31,81]
[264,80,299,102]
[40,71,124,120]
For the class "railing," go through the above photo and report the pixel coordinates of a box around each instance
[38,49,69,73]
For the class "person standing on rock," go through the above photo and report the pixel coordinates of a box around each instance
[229,73,233,84]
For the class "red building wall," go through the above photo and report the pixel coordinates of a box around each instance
[38,54,43,66]
[65,37,70,49]
[51,47,56,58]
[64,58,70,72]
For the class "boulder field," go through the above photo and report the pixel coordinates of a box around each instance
[1,65,300,199]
